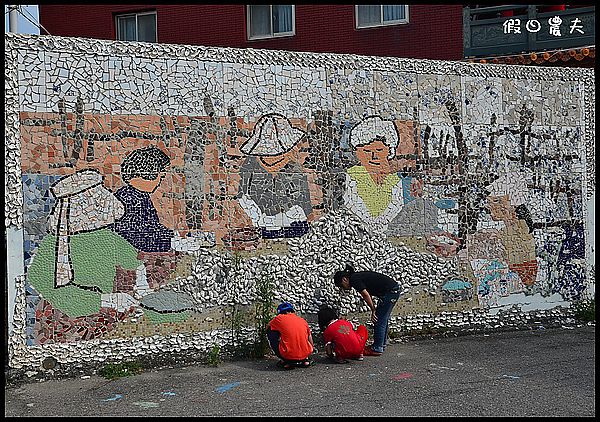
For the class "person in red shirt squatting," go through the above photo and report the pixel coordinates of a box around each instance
[318,306,368,364]
[267,302,315,369]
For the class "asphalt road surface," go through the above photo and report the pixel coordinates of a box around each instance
[5,325,595,417]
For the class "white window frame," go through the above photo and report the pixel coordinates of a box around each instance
[355,5,409,29]
[247,5,296,40]
[115,11,157,42]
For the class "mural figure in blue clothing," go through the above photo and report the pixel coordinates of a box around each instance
[109,145,210,315]
[552,223,587,300]
[111,146,208,253]
[112,146,173,252]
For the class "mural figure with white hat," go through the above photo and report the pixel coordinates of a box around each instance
[26,170,144,319]
[343,115,405,234]
[459,171,538,308]
[236,113,317,240]
[26,168,200,342]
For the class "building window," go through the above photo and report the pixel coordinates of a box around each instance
[116,11,157,42]
[247,5,295,40]
[356,5,409,28]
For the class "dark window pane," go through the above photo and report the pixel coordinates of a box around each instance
[357,5,381,27]
[249,5,271,38]
[272,5,292,34]
[137,13,156,42]
[118,16,136,41]
[383,5,405,22]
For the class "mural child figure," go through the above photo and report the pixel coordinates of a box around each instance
[334,264,401,356]
[267,302,315,369]
[236,113,316,239]
[110,145,204,317]
[26,170,144,342]
[461,172,538,307]
[343,115,404,234]
[318,305,368,364]
[485,173,538,286]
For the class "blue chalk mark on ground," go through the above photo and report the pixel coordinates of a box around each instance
[162,391,176,396]
[215,382,241,393]
[102,394,123,402]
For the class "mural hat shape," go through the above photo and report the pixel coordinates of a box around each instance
[48,170,125,287]
[48,169,125,234]
[239,113,306,156]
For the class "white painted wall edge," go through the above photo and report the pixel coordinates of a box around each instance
[6,227,25,337]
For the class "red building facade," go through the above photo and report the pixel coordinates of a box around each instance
[38,4,464,60]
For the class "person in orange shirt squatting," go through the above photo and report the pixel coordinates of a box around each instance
[318,306,368,364]
[267,302,315,370]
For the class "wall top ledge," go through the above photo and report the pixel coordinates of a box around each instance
[5,33,595,82]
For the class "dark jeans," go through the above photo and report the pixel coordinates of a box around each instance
[372,284,401,353]
[266,328,283,360]
[266,328,309,364]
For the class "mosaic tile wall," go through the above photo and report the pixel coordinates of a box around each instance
[5,34,595,371]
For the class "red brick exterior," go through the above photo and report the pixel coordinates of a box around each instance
[38,4,464,60]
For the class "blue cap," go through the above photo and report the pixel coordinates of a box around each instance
[277,302,295,314]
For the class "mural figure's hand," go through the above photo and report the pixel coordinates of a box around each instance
[258,214,281,231]
[285,205,307,222]
[171,232,215,252]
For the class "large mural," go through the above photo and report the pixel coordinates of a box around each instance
[5,34,595,369]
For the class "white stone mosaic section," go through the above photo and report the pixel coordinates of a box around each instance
[17,49,46,112]
[163,58,204,116]
[109,56,168,114]
[169,209,456,315]
[328,68,376,119]
[5,37,22,228]
[541,79,583,127]
[275,65,332,119]
[223,63,276,119]
[198,61,226,116]
[374,70,419,121]
[45,51,111,114]
[461,76,503,125]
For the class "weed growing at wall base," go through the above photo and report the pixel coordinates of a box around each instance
[98,360,143,380]
[250,273,276,358]
[573,298,595,322]
[206,344,222,367]
[224,267,276,359]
